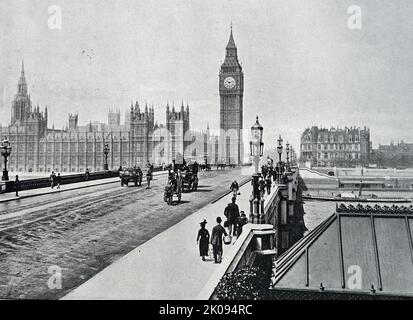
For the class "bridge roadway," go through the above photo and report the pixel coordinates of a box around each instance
[0,168,248,299]
[63,166,261,300]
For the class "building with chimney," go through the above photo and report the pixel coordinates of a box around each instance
[300,126,371,167]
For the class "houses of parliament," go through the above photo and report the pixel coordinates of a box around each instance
[0,29,244,173]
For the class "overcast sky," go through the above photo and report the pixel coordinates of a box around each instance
[1,0,413,150]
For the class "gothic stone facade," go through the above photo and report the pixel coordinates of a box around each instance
[219,28,244,165]
[0,63,217,173]
[300,126,371,167]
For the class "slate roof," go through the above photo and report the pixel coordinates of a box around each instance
[271,204,413,298]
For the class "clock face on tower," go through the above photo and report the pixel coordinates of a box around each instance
[224,77,236,89]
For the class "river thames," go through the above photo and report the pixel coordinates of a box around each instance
[303,189,413,231]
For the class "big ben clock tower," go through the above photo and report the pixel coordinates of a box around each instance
[219,26,244,165]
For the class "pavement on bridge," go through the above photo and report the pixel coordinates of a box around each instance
[0,171,167,204]
[62,168,274,300]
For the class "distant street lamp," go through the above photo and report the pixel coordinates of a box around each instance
[290,146,296,166]
[277,135,283,183]
[249,116,264,224]
[1,138,12,181]
[103,142,110,171]
[286,141,290,171]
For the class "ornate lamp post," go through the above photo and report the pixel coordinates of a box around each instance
[286,141,290,171]
[103,142,110,171]
[277,135,283,183]
[1,138,12,181]
[249,116,264,224]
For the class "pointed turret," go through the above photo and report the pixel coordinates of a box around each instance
[17,60,28,96]
[21,60,25,77]
[226,23,237,49]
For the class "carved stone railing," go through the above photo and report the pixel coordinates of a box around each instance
[196,224,276,300]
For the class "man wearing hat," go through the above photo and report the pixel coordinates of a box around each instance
[210,217,228,264]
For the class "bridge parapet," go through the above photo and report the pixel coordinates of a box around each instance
[0,166,165,193]
[198,167,306,300]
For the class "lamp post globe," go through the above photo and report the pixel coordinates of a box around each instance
[277,135,283,162]
[250,116,264,174]
[103,142,110,171]
[249,116,264,224]
[286,141,290,170]
[276,135,284,183]
[1,138,12,181]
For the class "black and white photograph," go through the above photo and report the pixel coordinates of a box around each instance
[1,0,413,309]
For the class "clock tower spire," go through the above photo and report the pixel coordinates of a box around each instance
[219,25,244,165]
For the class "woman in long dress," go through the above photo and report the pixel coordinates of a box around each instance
[197,220,210,261]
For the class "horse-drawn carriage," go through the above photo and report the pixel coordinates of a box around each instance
[120,167,143,186]
[199,163,211,171]
[181,161,199,191]
[164,171,182,205]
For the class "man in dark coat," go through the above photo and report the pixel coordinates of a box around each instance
[56,173,61,189]
[210,217,227,264]
[224,197,240,236]
[50,171,56,189]
[15,175,21,197]
[265,175,272,194]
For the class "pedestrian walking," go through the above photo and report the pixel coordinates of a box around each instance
[224,197,240,236]
[85,168,90,181]
[56,173,61,189]
[15,175,21,197]
[196,219,210,261]
[49,171,56,189]
[259,176,266,197]
[146,169,152,189]
[235,211,248,237]
[265,175,272,194]
[230,180,239,198]
[210,217,227,264]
